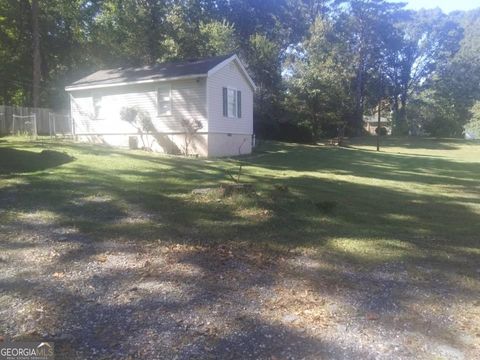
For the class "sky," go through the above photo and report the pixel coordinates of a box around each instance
[401,0,479,13]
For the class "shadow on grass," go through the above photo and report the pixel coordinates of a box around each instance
[348,136,468,150]
[1,138,479,252]
[247,142,480,187]
[0,148,75,175]
[1,138,479,358]
[2,154,479,256]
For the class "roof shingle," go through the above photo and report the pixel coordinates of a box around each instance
[67,54,233,90]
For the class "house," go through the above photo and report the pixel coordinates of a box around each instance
[65,54,256,157]
[363,115,392,135]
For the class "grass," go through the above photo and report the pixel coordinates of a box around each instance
[1,136,479,271]
[2,135,479,359]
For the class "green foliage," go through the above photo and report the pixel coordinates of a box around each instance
[92,0,167,65]
[376,127,388,136]
[285,4,479,139]
[0,0,33,105]
[285,17,353,139]
[405,10,480,137]
[333,0,406,134]
[198,20,238,57]
[465,101,480,137]
[0,0,479,139]
[243,34,284,138]
[391,9,464,135]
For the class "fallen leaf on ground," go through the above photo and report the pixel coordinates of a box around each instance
[95,255,108,263]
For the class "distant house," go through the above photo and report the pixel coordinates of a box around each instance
[363,115,392,135]
[65,54,256,157]
[465,131,477,140]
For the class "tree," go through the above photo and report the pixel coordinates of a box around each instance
[400,9,480,137]
[333,0,405,135]
[198,20,238,57]
[92,0,168,66]
[31,0,41,108]
[0,0,478,142]
[243,34,283,138]
[465,101,480,138]
[387,9,463,134]
[286,17,352,140]
[0,0,32,105]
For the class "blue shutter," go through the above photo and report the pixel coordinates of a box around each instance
[237,91,242,118]
[222,87,227,117]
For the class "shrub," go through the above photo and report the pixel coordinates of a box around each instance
[375,126,388,136]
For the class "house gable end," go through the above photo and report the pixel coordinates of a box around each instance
[207,55,256,91]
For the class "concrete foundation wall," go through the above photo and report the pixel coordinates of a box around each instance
[76,132,251,157]
[208,133,252,157]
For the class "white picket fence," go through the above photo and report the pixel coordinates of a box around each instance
[0,105,72,137]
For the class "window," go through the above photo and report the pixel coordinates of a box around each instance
[227,88,237,118]
[93,95,102,119]
[157,84,172,116]
[222,87,242,118]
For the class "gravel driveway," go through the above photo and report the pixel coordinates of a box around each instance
[1,207,479,359]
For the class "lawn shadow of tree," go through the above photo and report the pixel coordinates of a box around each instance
[1,138,479,358]
[0,148,75,176]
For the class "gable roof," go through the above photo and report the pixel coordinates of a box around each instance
[65,54,256,91]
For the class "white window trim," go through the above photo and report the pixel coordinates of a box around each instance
[157,83,172,117]
[226,86,239,119]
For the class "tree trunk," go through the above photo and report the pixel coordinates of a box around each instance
[352,59,365,136]
[31,0,41,108]
[392,95,399,134]
[377,71,383,151]
[145,0,160,65]
[401,91,407,127]
[377,102,381,151]
[394,90,408,135]
[311,114,320,142]
[393,81,409,135]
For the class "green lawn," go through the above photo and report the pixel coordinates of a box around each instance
[1,136,479,269]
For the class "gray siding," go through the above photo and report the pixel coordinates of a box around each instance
[206,60,254,135]
[68,57,254,157]
[70,78,207,135]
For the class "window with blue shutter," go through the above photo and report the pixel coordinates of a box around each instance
[223,87,242,118]
[227,88,236,117]
[237,91,241,118]
[222,87,228,117]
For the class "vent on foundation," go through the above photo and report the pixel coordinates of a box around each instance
[129,136,138,149]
